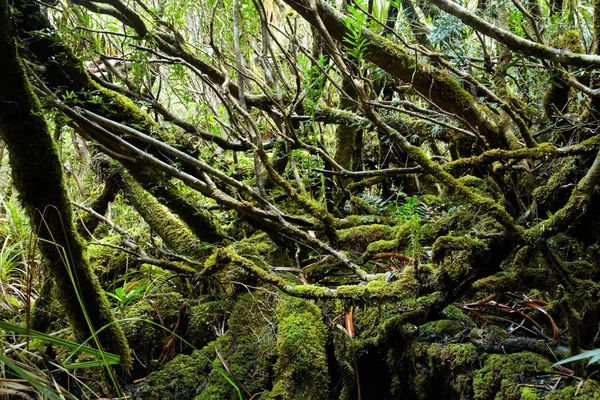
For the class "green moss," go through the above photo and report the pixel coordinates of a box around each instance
[365,279,393,294]
[122,292,183,373]
[231,233,281,265]
[531,158,584,216]
[420,194,443,208]
[333,284,367,300]
[186,300,230,349]
[331,329,358,399]
[338,224,395,252]
[138,292,278,399]
[334,96,362,177]
[336,214,396,229]
[122,173,206,261]
[87,234,128,273]
[361,219,416,260]
[95,85,156,132]
[125,165,224,244]
[135,351,215,400]
[271,296,329,399]
[230,233,296,276]
[440,343,478,370]
[473,352,553,400]
[291,284,334,298]
[201,251,222,275]
[422,208,475,240]
[443,304,470,320]
[457,175,503,202]
[350,303,392,341]
[393,341,478,399]
[304,257,344,282]
[432,235,488,282]
[363,237,400,258]
[432,236,487,258]
[556,30,583,53]
[420,319,465,336]
[547,379,600,399]
[447,143,557,173]
[317,268,420,302]
[520,387,541,400]
[506,372,600,399]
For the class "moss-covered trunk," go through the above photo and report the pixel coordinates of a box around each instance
[122,162,225,244]
[120,171,207,258]
[0,0,131,372]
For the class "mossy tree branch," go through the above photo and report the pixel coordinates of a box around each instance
[427,0,600,68]
[281,0,506,148]
[207,247,418,301]
[120,172,210,258]
[523,148,600,244]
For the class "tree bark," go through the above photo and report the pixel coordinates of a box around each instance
[0,0,131,373]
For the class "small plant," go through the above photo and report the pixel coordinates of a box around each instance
[389,195,428,220]
[390,196,427,258]
[357,193,388,214]
[0,239,24,311]
[61,90,79,102]
[406,213,425,258]
[343,5,370,63]
[105,282,147,313]
[302,54,329,114]
[428,12,469,54]
[0,199,31,314]
[0,319,120,399]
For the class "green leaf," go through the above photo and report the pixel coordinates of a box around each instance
[553,348,600,367]
[548,79,564,88]
[0,353,70,400]
[0,320,120,364]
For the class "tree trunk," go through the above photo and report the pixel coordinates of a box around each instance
[0,0,131,373]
